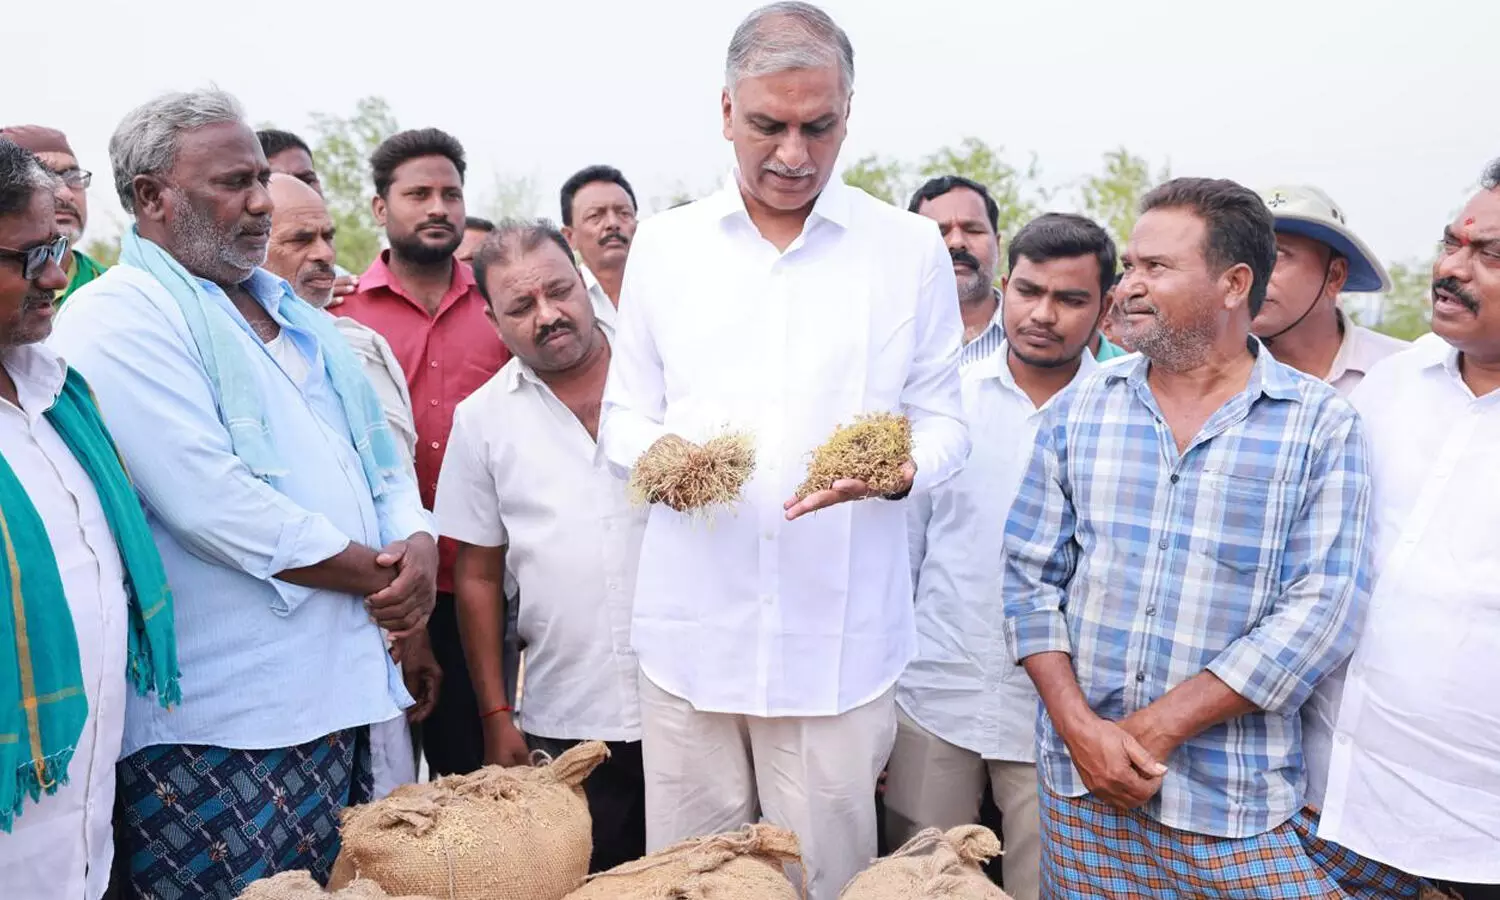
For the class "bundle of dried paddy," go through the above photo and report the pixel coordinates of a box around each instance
[629,432,755,513]
[796,412,912,500]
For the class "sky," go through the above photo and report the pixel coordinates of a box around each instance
[8,0,1499,267]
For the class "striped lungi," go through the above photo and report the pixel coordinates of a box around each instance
[1038,785,1425,899]
[116,727,371,900]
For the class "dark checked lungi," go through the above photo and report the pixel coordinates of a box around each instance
[1038,785,1426,899]
[116,727,371,900]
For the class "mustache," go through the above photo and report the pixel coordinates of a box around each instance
[55,199,82,220]
[237,216,271,238]
[301,260,336,280]
[535,320,575,345]
[1433,276,1479,312]
[762,159,817,178]
[949,248,981,271]
[21,288,54,313]
[419,219,455,232]
[599,231,628,247]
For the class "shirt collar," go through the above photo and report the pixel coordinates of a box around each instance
[356,249,476,298]
[976,339,1099,404]
[1326,309,1374,383]
[1409,331,1464,381]
[1106,336,1302,403]
[1,342,69,423]
[709,171,854,231]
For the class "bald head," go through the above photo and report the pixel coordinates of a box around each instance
[267,172,338,306]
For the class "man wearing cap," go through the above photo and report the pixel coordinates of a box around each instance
[1253,185,1406,395]
[0,126,106,305]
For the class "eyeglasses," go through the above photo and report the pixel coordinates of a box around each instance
[0,235,69,282]
[46,168,92,190]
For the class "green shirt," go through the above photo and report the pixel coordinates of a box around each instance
[57,249,106,306]
[1093,335,1130,361]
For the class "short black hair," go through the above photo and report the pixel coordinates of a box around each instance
[0,139,47,219]
[472,218,578,306]
[465,216,495,233]
[1140,177,1276,319]
[1482,157,1500,191]
[907,175,999,233]
[256,128,311,160]
[560,165,637,227]
[370,128,466,198]
[1007,213,1118,301]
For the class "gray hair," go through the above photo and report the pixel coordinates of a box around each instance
[725,2,854,95]
[1483,157,1500,191]
[0,139,54,219]
[109,88,246,214]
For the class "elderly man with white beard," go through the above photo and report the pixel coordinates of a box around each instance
[50,89,437,896]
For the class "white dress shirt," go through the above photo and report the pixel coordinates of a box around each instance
[436,329,644,741]
[1325,310,1409,396]
[599,174,969,717]
[899,343,1095,762]
[51,265,432,755]
[0,344,128,900]
[1310,334,1500,882]
[582,264,620,330]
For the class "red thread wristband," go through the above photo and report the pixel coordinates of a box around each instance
[479,704,512,720]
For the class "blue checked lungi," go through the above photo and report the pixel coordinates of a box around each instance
[1039,785,1425,899]
[116,727,372,900]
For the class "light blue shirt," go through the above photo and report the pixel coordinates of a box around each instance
[52,264,432,754]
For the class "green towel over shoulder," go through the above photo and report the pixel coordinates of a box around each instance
[0,367,178,831]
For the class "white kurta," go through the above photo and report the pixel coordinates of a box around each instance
[1311,334,1500,882]
[0,344,129,900]
[598,175,969,718]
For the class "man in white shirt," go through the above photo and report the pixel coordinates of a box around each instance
[886,213,1114,900]
[598,5,967,898]
[0,137,172,900]
[906,175,1004,368]
[437,219,645,871]
[1311,162,1500,900]
[1253,184,1406,395]
[560,165,638,329]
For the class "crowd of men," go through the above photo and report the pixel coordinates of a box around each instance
[0,2,1495,899]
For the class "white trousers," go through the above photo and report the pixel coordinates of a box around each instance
[883,708,1041,900]
[369,713,416,799]
[639,673,897,900]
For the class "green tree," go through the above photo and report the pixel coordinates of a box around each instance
[479,172,541,222]
[841,153,906,205]
[1359,259,1432,340]
[81,236,120,268]
[916,137,1042,239]
[304,97,400,273]
[1080,147,1170,251]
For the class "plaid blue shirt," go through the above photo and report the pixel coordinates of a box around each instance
[1002,342,1372,839]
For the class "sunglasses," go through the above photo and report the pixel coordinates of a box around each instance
[0,235,69,282]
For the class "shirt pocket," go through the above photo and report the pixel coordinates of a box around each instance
[1192,471,1293,584]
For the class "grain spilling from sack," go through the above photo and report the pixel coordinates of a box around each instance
[564,824,803,900]
[796,413,911,500]
[236,869,438,899]
[329,741,608,900]
[838,826,1013,899]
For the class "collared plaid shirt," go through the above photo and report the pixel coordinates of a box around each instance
[1002,341,1372,839]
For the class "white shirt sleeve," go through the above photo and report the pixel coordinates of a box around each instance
[903,228,970,494]
[598,226,671,477]
[433,401,507,548]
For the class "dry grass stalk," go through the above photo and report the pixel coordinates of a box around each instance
[796,413,912,500]
[629,432,755,513]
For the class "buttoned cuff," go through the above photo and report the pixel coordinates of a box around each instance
[1207,638,1314,715]
[1004,608,1073,664]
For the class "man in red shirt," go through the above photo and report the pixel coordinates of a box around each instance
[335,127,509,776]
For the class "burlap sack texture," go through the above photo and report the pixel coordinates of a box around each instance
[329,741,609,900]
[564,823,804,900]
[839,826,1013,899]
[236,869,438,899]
